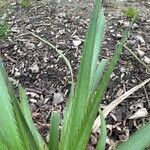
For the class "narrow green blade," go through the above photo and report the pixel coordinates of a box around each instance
[89,11,106,95]
[0,58,40,150]
[73,29,129,149]
[96,109,107,150]
[90,59,108,95]
[71,0,104,119]
[60,0,104,149]
[19,85,46,149]
[0,141,8,150]
[0,59,23,150]
[11,87,40,150]
[49,112,60,150]
[116,122,150,150]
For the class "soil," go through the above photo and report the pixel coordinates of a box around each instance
[0,0,150,149]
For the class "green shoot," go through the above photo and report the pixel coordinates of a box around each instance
[20,0,30,8]
[0,19,8,40]
[123,7,138,20]
[1,0,148,150]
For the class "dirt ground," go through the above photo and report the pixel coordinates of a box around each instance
[0,0,150,149]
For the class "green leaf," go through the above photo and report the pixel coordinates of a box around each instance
[12,90,40,150]
[96,109,107,150]
[19,85,46,149]
[0,59,23,150]
[116,122,150,150]
[49,112,60,150]
[60,0,131,148]
[0,141,8,150]
[89,11,106,95]
[90,59,108,95]
[72,29,129,149]
[0,58,40,150]
[60,0,104,149]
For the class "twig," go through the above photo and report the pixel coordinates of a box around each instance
[37,121,50,128]
[25,87,43,95]
[143,85,150,109]
[124,45,150,73]
[29,31,57,50]
[92,78,150,133]
[34,23,51,27]
[28,31,74,85]
[136,77,150,109]
[16,32,30,37]
[4,54,17,63]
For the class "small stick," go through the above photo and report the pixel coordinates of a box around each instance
[92,78,150,133]
[28,31,74,85]
[143,85,150,108]
[34,24,51,27]
[4,54,17,63]
[137,77,150,109]
[124,45,150,73]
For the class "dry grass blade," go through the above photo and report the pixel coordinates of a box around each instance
[92,78,150,133]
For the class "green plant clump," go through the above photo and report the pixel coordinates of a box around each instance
[21,0,30,8]
[0,0,150,150]
[0,20,8,40]
[123,6,138,19]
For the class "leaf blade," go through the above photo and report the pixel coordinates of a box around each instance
[90,59,108,95]
[49,112,60,150]
[0,141,8,150]
[96,109,107,150]
[60,0,103,149]
[19,85,46,149]
[73,29,130,149]
[116,122,150,150]
[0,59,23,150]
[0,58,40,150]
[89,11,106,95]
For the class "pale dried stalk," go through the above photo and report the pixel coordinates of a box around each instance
[92,78,150,133]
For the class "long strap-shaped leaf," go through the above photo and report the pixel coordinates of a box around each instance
[49,112,60,150]
[89,10,106,95]
[0,58,40,150]
[116,122,150,150]
[73,29,129,150]
[60,0,103,149]
[0,141,8,150]
[69,10,106,150]
[0,60,23,150]
[96,109,107,150]
[90,59,108,95]
[19,85,47,150]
